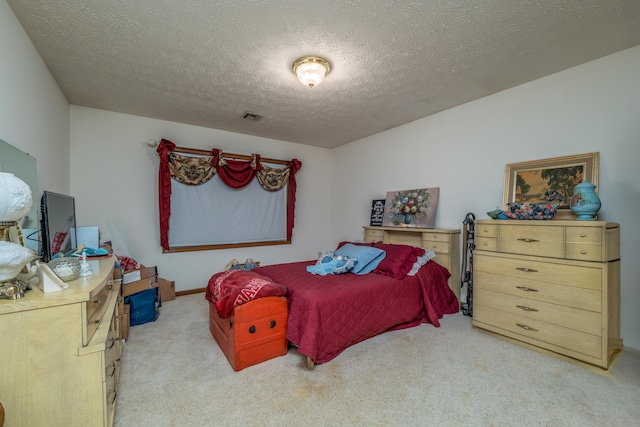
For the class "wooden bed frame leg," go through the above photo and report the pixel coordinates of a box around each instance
[306,356,315,370]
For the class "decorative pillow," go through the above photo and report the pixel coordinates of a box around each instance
[306,251,358,276]
[336,240,374,250]
[371,243,426,279]
[406,250,436,276]
[334,243,386,275]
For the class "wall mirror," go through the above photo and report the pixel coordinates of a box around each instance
[0,139,38,230]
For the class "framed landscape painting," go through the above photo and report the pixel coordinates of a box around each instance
[503,152,599,218]
[382,187,439,228]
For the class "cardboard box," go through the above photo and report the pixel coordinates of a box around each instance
[123,265,158,285]
[157,278,176,302]
[113,266,123,281]
[121,304,130,341]
[123,275,158,297]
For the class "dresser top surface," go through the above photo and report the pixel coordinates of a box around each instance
[475,219,618,228]
[364,225,461,234]
[0,256,116,315]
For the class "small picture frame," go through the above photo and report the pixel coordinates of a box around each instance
[370,200,385,226]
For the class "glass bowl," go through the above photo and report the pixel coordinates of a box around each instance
[48,257,81,282]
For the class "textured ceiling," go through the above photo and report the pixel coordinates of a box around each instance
[7,0,640,149]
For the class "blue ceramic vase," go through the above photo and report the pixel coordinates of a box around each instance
[570,179,601,220]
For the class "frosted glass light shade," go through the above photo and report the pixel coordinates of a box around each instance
[0,172,33,222]
[0,241,34,281]
[293,56,330,88]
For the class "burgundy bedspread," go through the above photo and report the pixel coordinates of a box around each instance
[254,260,458,364]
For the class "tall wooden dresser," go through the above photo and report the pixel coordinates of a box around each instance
[472,220,622,369]
[363,226,461,302]
[0,256,122,426]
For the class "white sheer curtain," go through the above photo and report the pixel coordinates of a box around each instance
[168,165,287,247]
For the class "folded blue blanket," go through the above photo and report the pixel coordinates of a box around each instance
[306,252,357,276]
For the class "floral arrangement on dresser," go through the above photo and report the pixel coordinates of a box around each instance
[503,190,565,220]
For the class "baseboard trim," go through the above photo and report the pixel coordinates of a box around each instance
[176,287,206,296]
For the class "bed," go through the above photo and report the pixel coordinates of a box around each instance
[254,257,458,368]
[206,227,461,369]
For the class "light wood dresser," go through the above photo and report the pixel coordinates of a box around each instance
[363,226,461,302]
[0,256,122,426]
[472,219,622,369]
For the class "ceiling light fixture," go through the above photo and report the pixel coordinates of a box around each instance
[292,56,330,88]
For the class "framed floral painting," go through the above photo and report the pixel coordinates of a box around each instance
[382,187,439,228]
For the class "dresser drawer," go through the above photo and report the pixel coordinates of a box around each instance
[474,252,602,290]
[364,229,384,242]
[476,223,498,238]
[566,227,602,244]
[476,237,497,251]
[105,374,118,427]
[566,243,603,262]
[474,271,601,312]
[474,306,601,359]
[83,282,112,345]
[474,288,600,335]
[104,316,119,381]
[422,232,451,242]
[422,240,450,254]
[498,225,564,258]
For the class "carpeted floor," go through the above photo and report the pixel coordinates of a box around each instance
[114,293,640,427]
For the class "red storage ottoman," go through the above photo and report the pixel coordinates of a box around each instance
[209,296,288,371]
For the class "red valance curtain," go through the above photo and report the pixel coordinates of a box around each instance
[156,139,301,251]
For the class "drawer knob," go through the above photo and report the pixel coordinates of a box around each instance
[580,233,587,237]
[516,267,538,273]
[482,242,488,246]
[580,250,587,254]
[516,286,538,292]
[270,320,277,328]
[516,323,538,331]
[249,325,256,334]
[517,238,539,243]
[516,305,538,312]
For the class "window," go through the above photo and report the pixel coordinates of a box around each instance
[156,140,301,252]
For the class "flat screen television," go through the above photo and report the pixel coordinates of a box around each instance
[40,191,77,262]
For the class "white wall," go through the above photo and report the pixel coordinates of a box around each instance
[0,0,70,196]
[69,107,333,292]
[332,46,640,351]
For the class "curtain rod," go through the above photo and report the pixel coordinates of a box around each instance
[172,145,289,166]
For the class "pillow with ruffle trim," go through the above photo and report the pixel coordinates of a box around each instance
[406,250,436,276]
[371,243,425,279]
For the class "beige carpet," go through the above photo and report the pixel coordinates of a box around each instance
[114,293,640,427]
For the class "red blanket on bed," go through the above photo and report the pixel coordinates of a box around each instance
[205,270,288,318]
[254,260,458,364]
